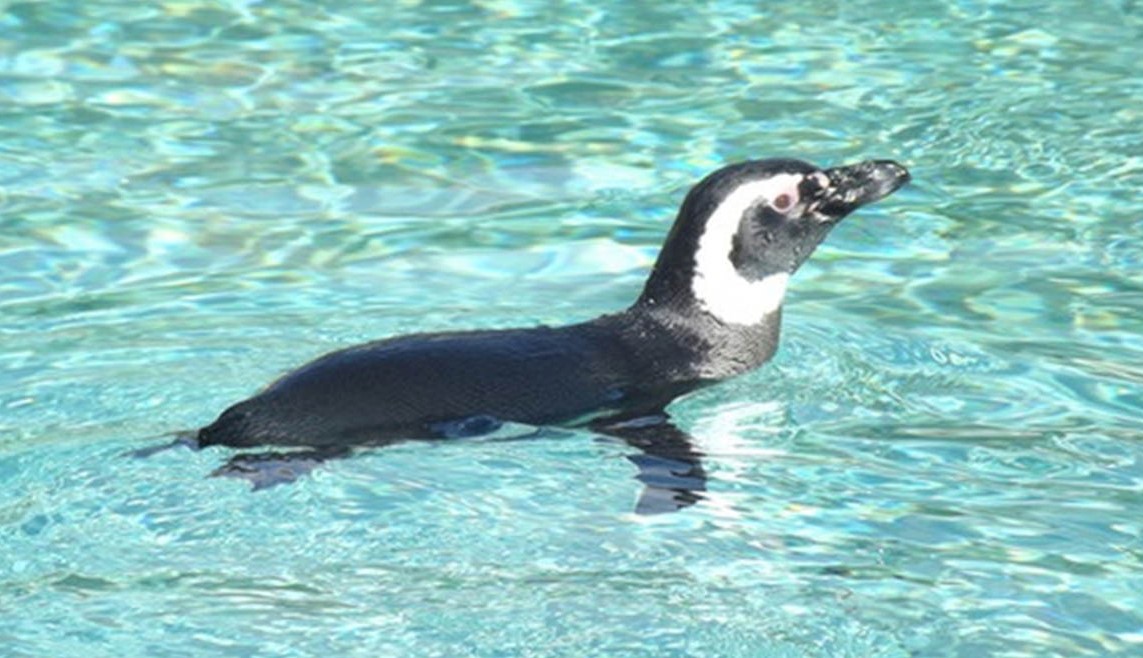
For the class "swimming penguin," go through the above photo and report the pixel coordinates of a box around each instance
[179,158,910,513]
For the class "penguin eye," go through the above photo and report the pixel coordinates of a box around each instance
[771,192,795,212]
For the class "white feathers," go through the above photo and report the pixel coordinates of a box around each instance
[691,174,801,326]
[693,267,790,326]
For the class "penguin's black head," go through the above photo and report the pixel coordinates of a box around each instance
[638,158,910,325]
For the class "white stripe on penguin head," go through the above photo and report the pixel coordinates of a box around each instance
[691,174,802,326]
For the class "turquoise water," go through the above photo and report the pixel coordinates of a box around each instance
[2,0,1142,655]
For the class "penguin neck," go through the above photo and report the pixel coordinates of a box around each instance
[635,205,792,329]
[612,294,784,382]
[613,219,790,382]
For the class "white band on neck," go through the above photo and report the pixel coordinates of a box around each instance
[691,175,800,325]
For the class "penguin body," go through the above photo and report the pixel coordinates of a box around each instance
[199,306,779,449]
[185,157,911,511]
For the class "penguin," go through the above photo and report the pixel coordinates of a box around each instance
[173,157,910,513]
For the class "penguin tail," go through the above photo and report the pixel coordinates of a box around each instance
[126,430,201,459]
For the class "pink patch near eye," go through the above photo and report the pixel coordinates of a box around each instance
[773,193,792,210]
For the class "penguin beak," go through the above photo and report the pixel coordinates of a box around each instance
[813,160,911,221]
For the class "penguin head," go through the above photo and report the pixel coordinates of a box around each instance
[638,158,910,325]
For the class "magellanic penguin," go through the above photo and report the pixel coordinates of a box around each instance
[173,158,910,514]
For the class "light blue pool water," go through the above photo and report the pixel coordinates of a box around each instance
[2,1,1142,656]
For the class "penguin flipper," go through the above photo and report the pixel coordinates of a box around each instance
[591,414,707,515]
[211,446,352,490]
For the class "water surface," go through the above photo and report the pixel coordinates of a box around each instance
[2,1,1143,656]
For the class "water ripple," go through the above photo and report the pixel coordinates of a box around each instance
[3,1,1143,656]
